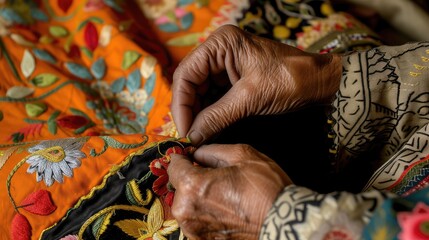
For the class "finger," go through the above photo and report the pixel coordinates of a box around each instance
[168,153,198,188]
[171,25,243,137]
[193,144,257,168]
[187,80,253,146]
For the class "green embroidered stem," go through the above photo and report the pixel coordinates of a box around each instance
[90,136,149,157]
[0,142,28,148]
[0,81,74,102]
[78,205,149,239]
[137,171,152,184]
[6,156,30,212]
[0,38,23,83]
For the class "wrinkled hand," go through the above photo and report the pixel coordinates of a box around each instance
[168,144,292,239]
[172,25,342,145]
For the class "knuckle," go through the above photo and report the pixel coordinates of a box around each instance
[234,144,256,156]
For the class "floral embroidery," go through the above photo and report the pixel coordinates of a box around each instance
[137,0,178,20]
[398,202,429,240]
[114,198,179,240]
[137,0,195,33]
[26,138,86,186]
[149,146,194,206]
[294,194,365,239]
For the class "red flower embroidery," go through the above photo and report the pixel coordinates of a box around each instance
[84,22,98,51]
[149,146,193,206]
[57,115,89,129]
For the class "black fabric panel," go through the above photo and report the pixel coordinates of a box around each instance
[41,141,189,240]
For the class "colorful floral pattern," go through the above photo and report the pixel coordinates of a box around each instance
[26,138,86,186]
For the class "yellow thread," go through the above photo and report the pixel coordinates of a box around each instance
[39,137,189,239]
[426,49,429,54]
[414,64,427,70]
[78,205,149,239]
[410,72,422,77]
[327,119,333,124]
[329,149,337,154]
[422,56,429,62]
[33,146,66,163]
[39,146,149,239]
[328,134,335,138]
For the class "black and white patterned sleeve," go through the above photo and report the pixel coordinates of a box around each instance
[259,185,394,240]
[330,41,429,174]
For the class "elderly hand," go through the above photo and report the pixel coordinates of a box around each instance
[168,144,292,239]
[172,25,342,145]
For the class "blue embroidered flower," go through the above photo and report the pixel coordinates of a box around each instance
[26,138,86,187]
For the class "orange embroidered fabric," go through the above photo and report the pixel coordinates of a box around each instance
[0,0,224,239]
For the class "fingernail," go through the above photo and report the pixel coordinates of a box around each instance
[187,130,204,146]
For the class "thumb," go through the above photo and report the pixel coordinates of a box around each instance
[187,80,252,146]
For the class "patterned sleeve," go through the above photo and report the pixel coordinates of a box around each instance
[259,185,394,240]
[260,42,429,239]
[330,41,429,177]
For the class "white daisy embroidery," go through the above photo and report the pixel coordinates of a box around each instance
[26,138,86,187]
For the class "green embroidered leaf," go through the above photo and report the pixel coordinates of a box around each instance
[25,102,47,117]
[125,180,152,206]
[24,118,45,124]
[122,51,141,70]
[6,86,34,99]
[74,122,94,134]
[144,73,156,95]
[31,73,59,87]
[0,8,25,24]
[158,23,180,32]
[126,69,141,94]
[69,108,90,119]
[166,32,202,47]
[21,49,36,78]
[0,110,3,121]
[111,77,126,93]
[49,26,69,37]
[140,56,157,79]
[80,47,93,59]
[33,48,57,64]
[77,17,104,31]
[65,62,93,80]
[180,12,194,30]
[47,110,60,134]
[31,8,49,22]
[91,212,113,240]
[91,58,106,79]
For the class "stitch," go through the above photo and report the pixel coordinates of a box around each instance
[0,81,75,102]
[90,135,148,157]
[78,204,150,239]
[0,38,22,83]
[414,64,427,70]
[422,56,429,63]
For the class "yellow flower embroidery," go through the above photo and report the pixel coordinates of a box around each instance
[115,198,179,240]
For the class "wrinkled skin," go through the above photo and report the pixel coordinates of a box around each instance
[169,24,343,239]
[168,144,292,240]
[172,24,342,145]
